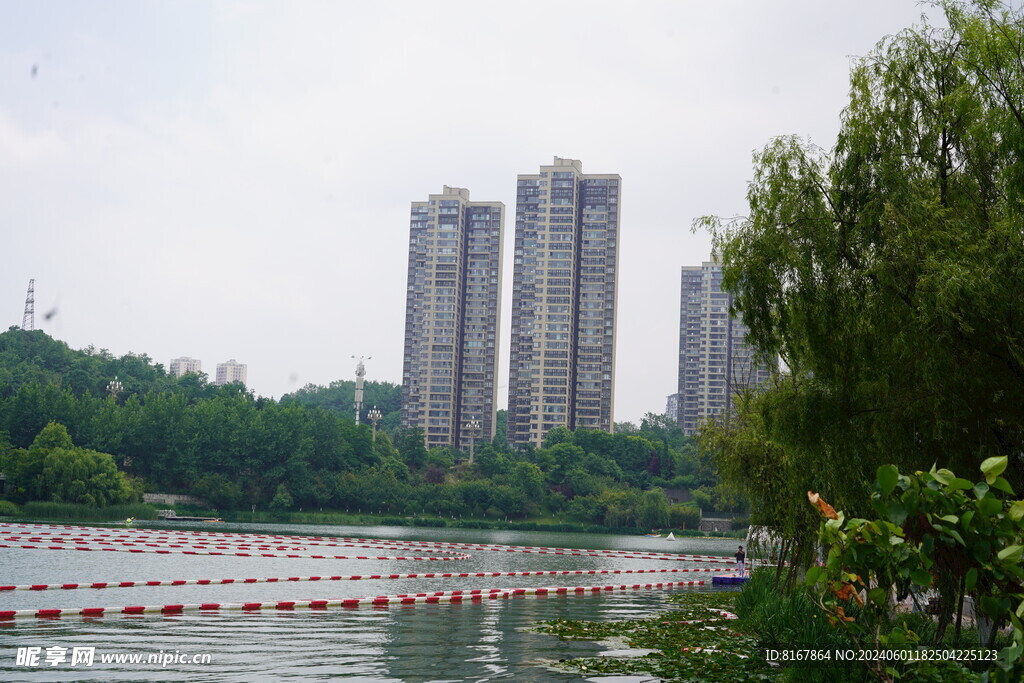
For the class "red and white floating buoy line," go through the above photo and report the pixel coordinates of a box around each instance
[0,522,735,621]
[0,523,735,560]
[0,582,714,620]
[0,567,723,592]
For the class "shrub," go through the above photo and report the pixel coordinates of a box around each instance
[670,504,701,529]
[20,501,159,521]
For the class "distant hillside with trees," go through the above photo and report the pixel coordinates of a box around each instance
[0,328,727,528]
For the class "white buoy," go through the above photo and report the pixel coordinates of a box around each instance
[666,532,676,541]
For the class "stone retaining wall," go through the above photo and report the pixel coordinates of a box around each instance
[699,517,734,533]
[142,493,208,507]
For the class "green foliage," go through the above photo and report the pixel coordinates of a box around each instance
[20,501,159,521]
[268,483,294,511]
[700,0,1024,515]
[565,495,601,523]
[0,327,195,407]
[371,431,400,462]
[4,422,136,507]
[424,447,454,470]
[736,569,855,654]
[542,425,574,447]
[281,379,401,428]
[40,446,135,507]
[0,500,19,516]
[32,421,74,450]
[395,428,428,470]
[603,504,636,529]
[509,461,545,500]
[0,329,703,522]
[192,473,243,509]
[635,488,671,529]
[806,459,1024,680]
[738,569,977,682]
[612,420,638,434]
[697,3,1024,609]
[473,445,508,477]
[699,388,825,589]
[670,503,701,530]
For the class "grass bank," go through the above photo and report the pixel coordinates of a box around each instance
[1,501,161,522]
[734,569,996,682]
[217,508,748,537]
[223,509,652,535]
[0,499,747,539]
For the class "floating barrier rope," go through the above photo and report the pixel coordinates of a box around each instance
[0,528,737,565]
[0,581,711,620]
[0,567,722,593]
[0,522,737,622]
[0,542,468,561]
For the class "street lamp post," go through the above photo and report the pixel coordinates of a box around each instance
[368,406,383,443]
[107,377,126,466]
[464,417,482,464]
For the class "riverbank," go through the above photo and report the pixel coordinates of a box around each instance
[0,500,747,538]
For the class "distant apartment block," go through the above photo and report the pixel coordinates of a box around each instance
[215,359,247,386]
[507,157,621,447]
[665,393,680,424]
[401,186,504,450]
[169,357,201,378]
[677,261,773,435]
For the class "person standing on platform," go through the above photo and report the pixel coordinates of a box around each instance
[735,545,745,576]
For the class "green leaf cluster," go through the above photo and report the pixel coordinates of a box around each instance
[807,459,1024,680]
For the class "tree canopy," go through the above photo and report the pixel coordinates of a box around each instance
[0,331,708,525]
[2,422,137,506]
[699,1,1024,525]
[281,378,402,431]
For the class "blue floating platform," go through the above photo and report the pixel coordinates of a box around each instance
[712,575,749,585]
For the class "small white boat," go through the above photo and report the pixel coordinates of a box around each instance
[665,532,676,541]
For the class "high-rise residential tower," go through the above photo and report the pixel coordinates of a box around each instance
[169,357,202,378]
[215,359,247,386]
[507,158,621,447]
[677,261,774,435]
[665,393,680,423]
[401,186,504,450]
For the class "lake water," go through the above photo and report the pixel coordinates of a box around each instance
[0,522,742,681]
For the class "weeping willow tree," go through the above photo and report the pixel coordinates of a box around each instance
[698,383,825,591]
[698,0,1024,565]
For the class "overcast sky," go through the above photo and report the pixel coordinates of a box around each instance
[1,1,941,424]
